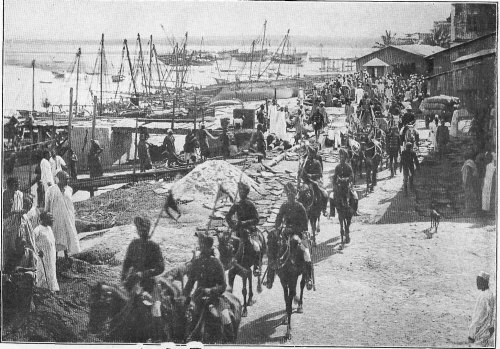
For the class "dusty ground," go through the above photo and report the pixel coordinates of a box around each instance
[2,118,496,346]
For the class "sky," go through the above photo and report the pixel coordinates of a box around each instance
[4,1,452,43]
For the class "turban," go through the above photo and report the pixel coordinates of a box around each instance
[134,216,151,236]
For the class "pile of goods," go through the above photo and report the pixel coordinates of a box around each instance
[171,160,262,206]
[420,95,459,128]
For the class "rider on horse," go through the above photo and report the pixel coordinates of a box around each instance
[268,183,313,290]
[225,182,263,275]
[331,148,358,216]
[121,216,165,341]
[184,232,235,342]
[300,146,328,216]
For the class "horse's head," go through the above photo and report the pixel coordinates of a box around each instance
[216,231,238,270]
[88,282,128,333]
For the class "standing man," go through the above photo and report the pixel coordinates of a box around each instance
[183,129,198,164]
[400,142,419,196]
[88,140,104,178]
[318,101,329,127]
[49,149,67,178]
[34,212,59,292]
[249,124,267,162]
[198,125,218,162]
[461,153,479,213]
[386,126,401,177]
[468,271,495,347]
[256,104,267,132]
[435,119,449,157]
[163,129,183,167]
[44,171,81,258]
[137,134,152,172]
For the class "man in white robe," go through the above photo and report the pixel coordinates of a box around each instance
[45,171,80,258]
[34,212,59,292]
[49,149,67,178]
[469,271,495,347]
[268,99,278,135]
[275,107,288,141]
[482,152,495,212]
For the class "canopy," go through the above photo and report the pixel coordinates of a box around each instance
[363,58,390,67]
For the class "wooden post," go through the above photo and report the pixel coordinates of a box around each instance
[171,99,175,130]
[133,118,138,175]
[92,95,97,140]
[194,94,197,130]
[68,88,73,151]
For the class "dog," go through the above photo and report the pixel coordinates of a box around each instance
[430,209,441,233]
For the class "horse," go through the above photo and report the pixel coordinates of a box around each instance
[266,228,309,340]
[361,139,382,192]
[184,290,242,343]
[88,276,185,343]
[332,178,356,245]
[346,136,363,183]
[217,229,267,318]
[297,180,327,246]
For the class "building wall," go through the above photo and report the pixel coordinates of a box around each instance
[428,33,496,75]
[355,47,428,76]
[451,3,496,43]
[427,54,496,113]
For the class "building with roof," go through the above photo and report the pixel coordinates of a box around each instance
[424,32,496,132]
[450,3,496,45]
[354,45,444,77]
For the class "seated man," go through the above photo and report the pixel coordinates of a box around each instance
[331,148,358,214]
[269,183,313,290]
[3,236,37,313]
[300,146,327,215]
[184,233,234,343]
[225,182,262,274]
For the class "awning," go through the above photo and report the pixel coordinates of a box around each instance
[363,58,390,67]
[452,48,496,64]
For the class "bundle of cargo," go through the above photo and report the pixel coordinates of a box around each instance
[420,95,460,128]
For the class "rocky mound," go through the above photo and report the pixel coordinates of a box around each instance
[171,160,263,206]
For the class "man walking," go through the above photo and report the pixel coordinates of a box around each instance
[400,142,419,196]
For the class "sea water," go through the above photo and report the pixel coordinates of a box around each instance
[3,39,373,116]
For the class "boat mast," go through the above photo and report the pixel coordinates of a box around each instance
[276,29,290,81]
[75,48,81,118]
[149,35,153,93]
[249,40,256,82]
[137,33,148,95]
[99,34,104,115]
[31,60,35,114]
[124,39,138,98]
[258,20,267,79]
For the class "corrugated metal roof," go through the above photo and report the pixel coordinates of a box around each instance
[390,45,445,57]
[354,44,444,61]
[425,32,497,58]
[363,58,390,67]
[452,48,496,64]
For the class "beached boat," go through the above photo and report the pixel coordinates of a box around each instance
[52,71,65,78]
[112,75,124,82]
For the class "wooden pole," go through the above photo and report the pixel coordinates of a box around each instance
[100,34,104,115]
[68,88,73,151]
[31,60,35,114]
[92,95,97,140]
[75,48,81,118]
[194,94,197,130]
[133,118,138,175]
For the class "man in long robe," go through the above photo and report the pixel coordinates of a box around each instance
[482,152,496,213]
[461,154,479,213]
[275,107,288,140]
[34,212,59,292]
[44,171,81,258]
[3,177,24,269]
[268,99,278,135]
[468,271,495,347]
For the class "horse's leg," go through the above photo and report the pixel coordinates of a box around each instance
[345,216,352,244]
[285,277,298,340]
[241,275,248,317]
[338,213,344,244]
[297,275,305,314]
[316,215,320,235]
[310,218,317,246]
[247,269,255,306]
[280,278,289,325]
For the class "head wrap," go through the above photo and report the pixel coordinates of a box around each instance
[405,142,413,149]
[134,215,151,236]
[238,182,250,196]
[479,271,490,282]
[198,232,214,248]
[40,211,53,225]
[56,171,70,182]
[284,182,297,196]
[338,148,348,158]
